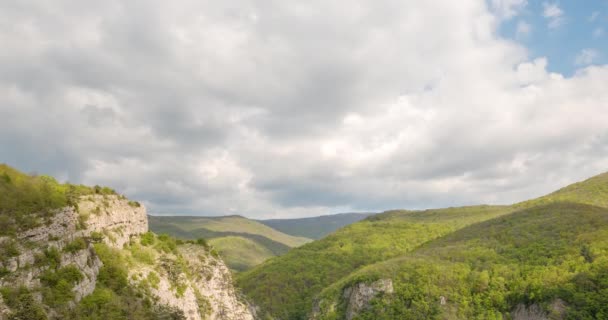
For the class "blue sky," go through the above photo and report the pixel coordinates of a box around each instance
[499,1,608,76]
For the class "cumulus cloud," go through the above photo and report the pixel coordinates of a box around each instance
[1,0,607,218]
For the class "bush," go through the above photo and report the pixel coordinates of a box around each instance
[3,287,47,320]
[155,234,177,254]
[40,265,84,306]
[64,237,87,253]
[128,201,141,208]
[89,231,105,243]
[35,246,62,269]
[140,232,155,246]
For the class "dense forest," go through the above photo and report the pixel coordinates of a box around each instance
[238,173,608,319]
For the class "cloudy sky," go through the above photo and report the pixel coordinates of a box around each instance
[1,0,607,218]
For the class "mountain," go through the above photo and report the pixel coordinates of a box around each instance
[257,213,374,240]
[0,164,254,320]
[237,172,608,320]
[148,215,311,271]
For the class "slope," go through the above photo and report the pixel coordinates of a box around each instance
[236,205,514,319]
[258,213,374,239]
[314,202,608,319]
[238,171,608,320]
[148,215,312,271]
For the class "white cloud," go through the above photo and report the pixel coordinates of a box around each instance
[575,49,600,66]
[542,2,564,28]
[490,0,528,19]
[1,0,607,218]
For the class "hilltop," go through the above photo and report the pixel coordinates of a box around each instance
[257,213,374,240]
[237,171,608,319]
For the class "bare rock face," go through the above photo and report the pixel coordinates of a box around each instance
[343,279,393,320]
[1,194,254,320]
[17,195,147,249]
[130,244,255,320]
[512,299,567,320]
[0,195,147,304]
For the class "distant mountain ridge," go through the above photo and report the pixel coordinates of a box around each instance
[257,212,374,239]
[148,215,312,271]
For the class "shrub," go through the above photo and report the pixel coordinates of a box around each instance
[2,287,47,320]
[128,201,141,208]
[155,234,177,254]
[89,231,105,243]
[140,232,155,246]
[64,238,87,253]
[35,246,62,269]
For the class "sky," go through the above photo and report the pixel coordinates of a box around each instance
[1,0,607,218]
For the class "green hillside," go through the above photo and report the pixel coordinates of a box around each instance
[237,172,608,319]
[258,213,374,239]
[208,237,275,272]
[315,202,608,319]
[148,215,312,271]
[237,205,514,319]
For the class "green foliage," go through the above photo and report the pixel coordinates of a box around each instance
[129,243,157,265]
[140,232,155,246]
[64,237,88,253]
[35,246,62,269]
[71,243,188,320]
[147,272,161,289]
[155,234,178,254]
[40,265,84,307]
[237,205,513,319]
[240,170,608,319]
[0,164,117,236]
[314,203,608,319]
[209,236,275,272]
[148,215,311,271]
[89,231,105,243]
[0,239,20,263]
[1,287,47,320]
[128,201,141,208]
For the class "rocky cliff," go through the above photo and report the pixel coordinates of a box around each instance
[0,194,254,320]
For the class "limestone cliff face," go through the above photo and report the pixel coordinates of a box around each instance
[0,196,145,302]
[131,244,254,320]
[0,195,255,320]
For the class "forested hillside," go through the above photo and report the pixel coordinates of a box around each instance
[238,172,608,320]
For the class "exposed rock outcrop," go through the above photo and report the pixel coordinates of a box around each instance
[343,279,393,320]
[131,244,254,320]
[0,194,254,320]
